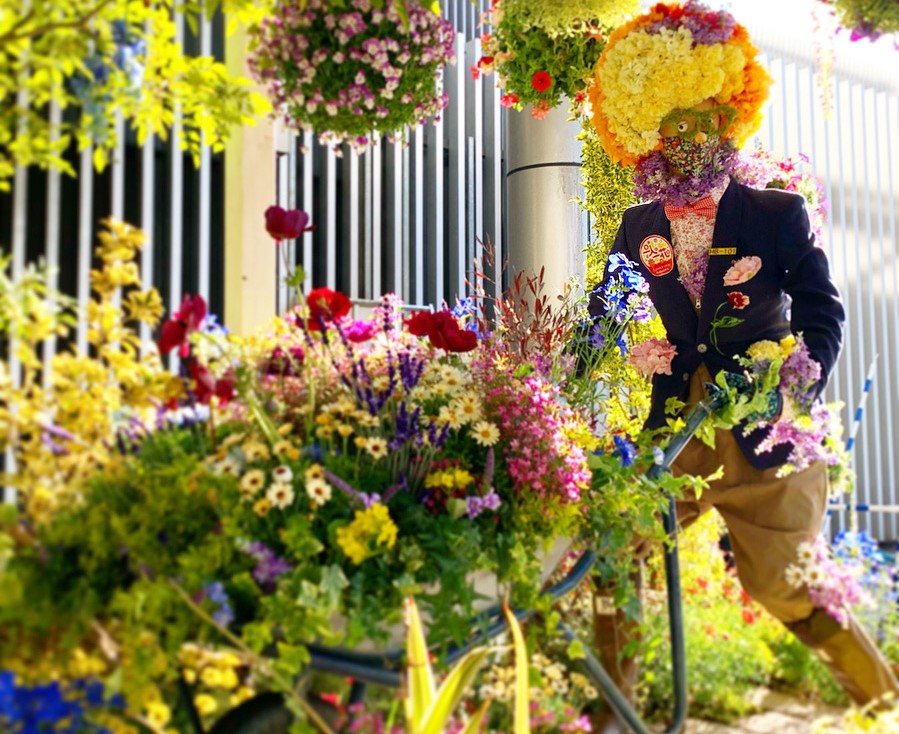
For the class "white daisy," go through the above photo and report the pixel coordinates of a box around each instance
[364,436,389,460]
[239,469,266,496]
[784,564,807,588]
[272,465,294,484]
[471,421,500,447]
[306,478,332,506]
[795,541,816,563]
[266,482,295,509]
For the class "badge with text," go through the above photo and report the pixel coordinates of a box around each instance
[639,235,674,277]
[709,247,737,256]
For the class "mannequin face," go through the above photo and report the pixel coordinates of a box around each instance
[658,99,736,178]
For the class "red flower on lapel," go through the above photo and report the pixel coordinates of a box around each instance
[727,292,750,310]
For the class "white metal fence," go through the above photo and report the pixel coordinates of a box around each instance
[751,51,899,541]
[2,3,899,542]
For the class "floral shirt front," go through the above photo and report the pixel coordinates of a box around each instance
[667,178,730,308]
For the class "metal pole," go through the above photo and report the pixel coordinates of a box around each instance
[505,101,586,297]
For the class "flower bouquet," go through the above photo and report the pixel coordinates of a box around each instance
[473,0,637,118]
[0,213,695,731]
[707,333,850,480]
[248,0,456,153]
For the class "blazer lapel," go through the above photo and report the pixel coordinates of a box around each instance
[698,180,743,338]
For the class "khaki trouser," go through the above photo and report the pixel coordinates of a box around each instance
[669,365,899,706]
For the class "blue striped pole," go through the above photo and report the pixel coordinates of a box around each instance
[841,355,877,533]
[845,355,877,454]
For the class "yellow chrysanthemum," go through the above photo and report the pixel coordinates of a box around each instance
[194,694,218,716]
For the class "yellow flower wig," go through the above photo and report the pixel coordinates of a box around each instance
[590,2,772,166]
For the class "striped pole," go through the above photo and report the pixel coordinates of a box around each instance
[842,355,877,533]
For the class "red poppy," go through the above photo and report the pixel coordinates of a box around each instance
[265,205,313,241]
[531,71,552,92]
[727,291,750,309]
[306,287,352,330]
[159,293,207,357]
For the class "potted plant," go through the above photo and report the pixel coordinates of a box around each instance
[473,0,638,118]
[248,0,457,153]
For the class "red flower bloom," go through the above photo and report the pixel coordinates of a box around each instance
[188,362,235,405]
[265,206,313,241]
[531,71,552,92]
[499,94,519,108]
[405,310,477,353]
[159,294,207,357]
[741,608,756,625]
[470,63,480,80]
[726,291,750,309]
[306,287,352,330]
[264,346,305,377]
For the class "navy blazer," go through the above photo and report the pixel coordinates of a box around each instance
[590,179,845,469]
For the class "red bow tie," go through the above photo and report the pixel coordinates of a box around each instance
[664,195,717,221]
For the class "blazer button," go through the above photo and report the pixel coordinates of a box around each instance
[697,343,708,354]
[682,372,690,381]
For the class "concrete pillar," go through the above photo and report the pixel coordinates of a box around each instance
[224,28,278,336]
[505,101,587,299]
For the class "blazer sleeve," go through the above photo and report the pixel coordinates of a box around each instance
[776,196,845,397]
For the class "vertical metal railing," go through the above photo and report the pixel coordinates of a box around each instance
[754,51,899,541]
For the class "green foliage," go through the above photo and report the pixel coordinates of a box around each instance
[0,0,270,190]
[577,120,636,288]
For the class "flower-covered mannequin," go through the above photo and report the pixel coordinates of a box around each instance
[585,2,898,730]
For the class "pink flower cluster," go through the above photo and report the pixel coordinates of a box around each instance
[786,535,872,628]
[628,337,677,376]
[477,359,591,505]
[248,0,456,153]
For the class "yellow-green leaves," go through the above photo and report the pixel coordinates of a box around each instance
[504,598,531,734]
[403,597,490,734]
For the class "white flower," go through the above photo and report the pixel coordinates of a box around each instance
[272,465,293,484]
[784,564,807,588]
[364,436,389,460]
[266,482,295,509]
[795,542,816,563]
[804,564,825,585]
[215,456,242,477]
[471,421,500,447]
[306,478,332,506]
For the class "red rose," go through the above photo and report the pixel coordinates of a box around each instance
[404,310,477,353]
[405,310,435,337]
[306,287,352,330]
[159,294,207,356]
[726,291,750,309]
[265,205,313,241]
[531,71,552,93]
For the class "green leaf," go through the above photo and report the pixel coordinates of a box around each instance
[504,598,531,734]
[404,597,435,733]
[566,638,587,660]
[420,646,490,734]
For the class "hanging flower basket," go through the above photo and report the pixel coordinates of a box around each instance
[248,0,457,153]
[473,0,638,119]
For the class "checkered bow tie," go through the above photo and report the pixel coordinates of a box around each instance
[664,195,717,221]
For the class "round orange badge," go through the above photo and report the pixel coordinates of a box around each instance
[639,235,674,277]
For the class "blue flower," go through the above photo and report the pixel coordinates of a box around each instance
[613,435,637,467]
[607,253,634,273]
